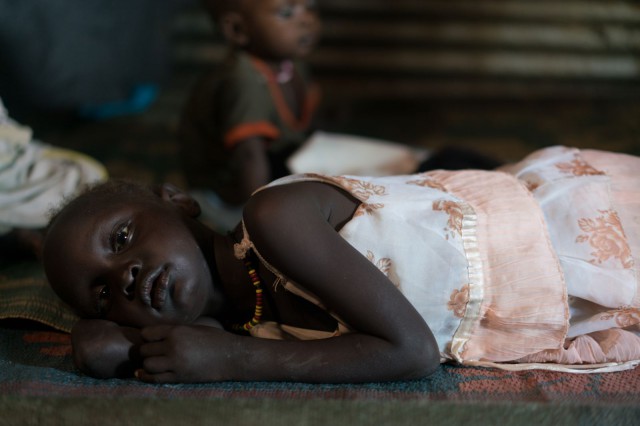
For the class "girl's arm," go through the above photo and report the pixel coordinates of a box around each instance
[136,182,440,383]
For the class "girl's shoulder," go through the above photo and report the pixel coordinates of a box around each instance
[244,180,359,246]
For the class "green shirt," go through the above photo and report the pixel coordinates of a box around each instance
[180,50,320,198]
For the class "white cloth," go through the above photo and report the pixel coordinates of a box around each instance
[0,99,107,234]
[287,131,429,177]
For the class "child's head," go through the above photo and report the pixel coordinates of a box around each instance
[204,0,321,61]
[43,180,220,328]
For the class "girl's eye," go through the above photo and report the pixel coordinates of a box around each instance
[111,223,131,253]
[97,286,111,317]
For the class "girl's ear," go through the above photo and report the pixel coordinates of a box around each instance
[154,183,201,218]
[219,12,250,47]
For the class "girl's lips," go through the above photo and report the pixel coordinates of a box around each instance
[139,267,170,309]
[151,268,170,309]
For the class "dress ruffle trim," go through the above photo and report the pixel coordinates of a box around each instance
[430,170,570,363]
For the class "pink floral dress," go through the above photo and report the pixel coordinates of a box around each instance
[235,146,640,373]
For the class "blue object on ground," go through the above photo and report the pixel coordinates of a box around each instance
[78,84,158,120]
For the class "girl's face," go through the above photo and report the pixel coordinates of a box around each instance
[243,0,321,61]
[43,191,219,328]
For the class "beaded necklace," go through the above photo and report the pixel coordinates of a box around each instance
[231,253,264,333]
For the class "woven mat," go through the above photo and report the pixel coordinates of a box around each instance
[2,326,639,400]
[1,326,639,424]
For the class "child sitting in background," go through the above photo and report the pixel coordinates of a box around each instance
[43,146,640,383]
[179,0,321,231]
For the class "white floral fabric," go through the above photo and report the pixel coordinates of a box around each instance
[240,146,640,372]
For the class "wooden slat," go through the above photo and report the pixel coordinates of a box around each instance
[173,15,640,52]
[317,77,640,100]
[319,0,640,23]
[312,49,640,79]
[321,21,640,52]
[173,44,640,79]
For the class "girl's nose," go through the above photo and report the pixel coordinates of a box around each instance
[118,262,140,300]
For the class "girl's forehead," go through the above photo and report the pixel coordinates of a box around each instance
[52,194,149,237]
[71,190,158,215]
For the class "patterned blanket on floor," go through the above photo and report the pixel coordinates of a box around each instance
[1,325,639,404]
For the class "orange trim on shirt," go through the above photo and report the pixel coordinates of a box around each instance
[249,56,320,132]
[224,121,281,149]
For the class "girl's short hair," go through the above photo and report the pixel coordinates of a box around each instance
[46,180,155,232]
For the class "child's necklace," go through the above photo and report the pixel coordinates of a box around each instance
[231,252,264,333]
[276,60,294,84]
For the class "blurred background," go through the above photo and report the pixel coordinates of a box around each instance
[1,0,639,187]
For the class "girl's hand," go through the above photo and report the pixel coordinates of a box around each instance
[135,324,237,383]
[71,319,142,379]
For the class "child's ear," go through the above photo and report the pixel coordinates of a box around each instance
[154,183,201,218]
[219,12,250,47]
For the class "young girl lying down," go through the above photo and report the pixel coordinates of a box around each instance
[43,146,640,383]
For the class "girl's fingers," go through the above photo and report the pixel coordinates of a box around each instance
[138,341,168,358]
[140,325,174,341]
[141,354,171,374]
[135,368,176,384]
